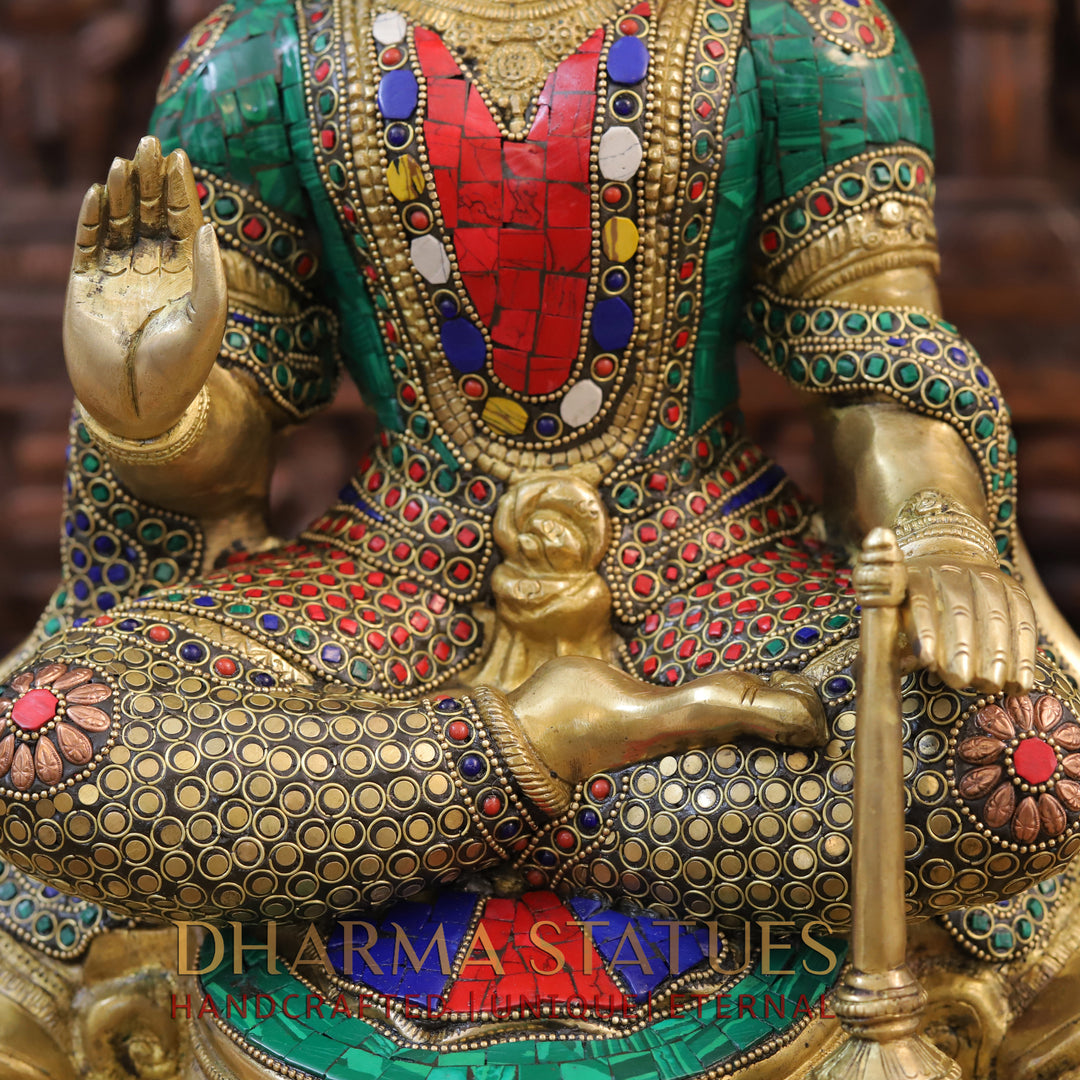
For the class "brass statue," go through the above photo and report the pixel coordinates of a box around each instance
[2,1,1080,1078]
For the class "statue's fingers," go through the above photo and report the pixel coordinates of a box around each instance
[186,223,227,349]
[937,569,975,689]
[166,150,204,241]
[1004,580,1038,696]
[970,569,1011,693]
[133,136,167,238]
[904,574,939,670]
[73,184,105,273]
[103,157,136,249]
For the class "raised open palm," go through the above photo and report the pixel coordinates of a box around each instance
[63,137,227,441]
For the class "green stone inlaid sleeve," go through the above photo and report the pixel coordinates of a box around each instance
[151,0,311,218]
[745,0,933,206]
[150,1,345,421]
[151,0,400,430]
[733,3,1018,564]
[688,46,762,433]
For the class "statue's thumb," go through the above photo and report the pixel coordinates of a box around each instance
[188,223,227,346]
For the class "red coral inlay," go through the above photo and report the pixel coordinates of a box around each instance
[11,689,58,732]
[442,893,624,1013]
[416,27,603,394]
[1013,738,1057,785]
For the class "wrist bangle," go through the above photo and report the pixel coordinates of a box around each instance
[75,386,210,467]
[893,489,999,565]
[473,686,573,818]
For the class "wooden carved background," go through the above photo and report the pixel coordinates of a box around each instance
[0,0,1078,654]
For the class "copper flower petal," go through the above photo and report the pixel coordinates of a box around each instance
[64,684,111,706]
[1036,694,1064,733]
[34,737,63,786]
[0,700,10,717]
[1039,793,1068,838]
[977,704,1015,740]
[52,667,94,692]
[1055,724,1080,751]
[957,737,1005,765]
[984,782,1016,828]
[1008,696,1035,732]
[11,673,33,694]
[1057,779,1080,812]
[66,705,111,733]
[1063,753,1080,780]
[0,733,12,776]
[11,743,34,790]
[54,722,92,766]
[959,765,1003,799]
[33,663,68,688]
[1013,796,1041,844]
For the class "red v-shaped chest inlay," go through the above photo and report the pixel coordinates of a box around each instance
[415,28,603,395]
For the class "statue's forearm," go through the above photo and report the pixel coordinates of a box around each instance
[815,402,989,548]
[803,265,991,546]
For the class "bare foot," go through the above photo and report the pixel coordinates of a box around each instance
[510,657,827,783]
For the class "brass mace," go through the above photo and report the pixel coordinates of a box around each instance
[810,528,962,1080]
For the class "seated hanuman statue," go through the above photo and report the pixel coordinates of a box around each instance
[2,1,1080,1077]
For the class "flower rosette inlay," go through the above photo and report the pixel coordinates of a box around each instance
[950,694,1080,847]
[0,663,116,798]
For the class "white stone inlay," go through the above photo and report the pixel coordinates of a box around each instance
[411,234,451,284]
[560,380,603,427]
[598,127,643,181]
[373,10,407,45]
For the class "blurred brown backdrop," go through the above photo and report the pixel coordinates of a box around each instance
[0,0,1078,655]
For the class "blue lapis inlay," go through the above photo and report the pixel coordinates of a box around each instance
[459,753,484,778]
[607,35,649,84]
[378,69,419,119]
[592,297,635,352]
[566,896,713,1002]
[440,318,487,373]
[327,891,480,998]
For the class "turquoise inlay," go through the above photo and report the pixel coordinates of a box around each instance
[288,87,402,431]
[746,0,934,204]
[152,0,308,217]
[0,858,112,959]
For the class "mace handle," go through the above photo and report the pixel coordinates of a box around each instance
[809,528,961,1080]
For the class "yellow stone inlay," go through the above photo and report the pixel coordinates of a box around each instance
[601,216,639,263]
[387,156,426,202]
[482,397,529,435]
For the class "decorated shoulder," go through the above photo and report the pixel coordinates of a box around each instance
[745,0,933,204]
[150,0,308,219]
[784,0,895,58]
